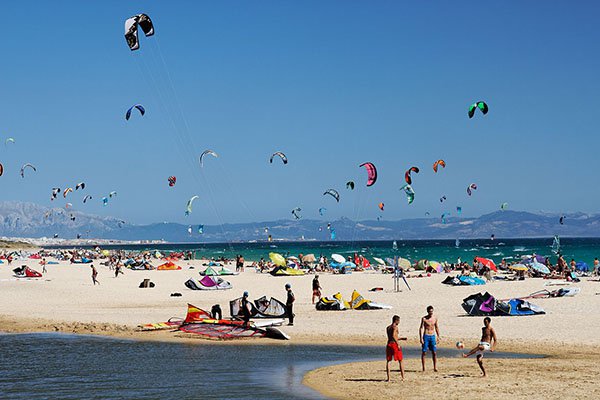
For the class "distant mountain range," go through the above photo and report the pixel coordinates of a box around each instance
[0,201,598,243]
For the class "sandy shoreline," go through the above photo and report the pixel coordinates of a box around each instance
[2,256,600,398]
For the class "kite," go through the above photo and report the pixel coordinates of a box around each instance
[0,163,3,177]
[188,226,192,235]
[65,203,73,209]
[456,206,462,214]
[5,138,15,145]
[559,215,565,225]
[83,195,93,203]
[125,104,145,120]
[378,202,385,211]
[63,188,73,198]
[500,202,508,211]
[109,191,117,198]
[270,151,288,165]
[198,225,204,234]
[440,196,447,203]
[319,208,326,216]
[291,207,302,219]
[425,212,430,216]
[199,150,218,167]
[467,183,477,196]
[433,160,446,173]
[330,228,336,240]
[124,14,154,51]
[323,189,340,203]
[102,197,108,206]
[51,188,61,200]
[404,167,419,185]
[75,182,85,190]
[468,101,489,118]
[186,195,199,215]
[168,176,176,187]
[441,213,450,224]
[346,181,355,190]
[359,162,377,186]
[400,184,415,204]
[20,163,36,178]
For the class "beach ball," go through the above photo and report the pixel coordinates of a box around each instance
[456,341,464,349]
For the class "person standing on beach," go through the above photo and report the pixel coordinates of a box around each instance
[41,258,47,273]
[386,315,407,382]
[419,305,441,372]
[91,265,99,285]
[312,275,322,304]
[285,283,295,326]
[241,291,252,326]
[463,317,497,377]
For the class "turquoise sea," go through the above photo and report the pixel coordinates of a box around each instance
[59,238,600,266]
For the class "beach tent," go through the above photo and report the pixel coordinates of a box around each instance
[331,254,346,263]
[349,290,392,310]
[229,296,287,319]
[269,266,305,276]
[13,266,42,278]
[462,292,545,316]
[157,261,182,270]
[184,276,232,290]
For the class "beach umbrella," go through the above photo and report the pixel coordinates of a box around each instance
[101,250,110,257]
[575,262,590,272]
[302,254,316,263]
[397,258,411,269]
[509,264,528,272]
[331,254,345,263]
[287,256,300,261]
[429,261,443,273]
[373,257,386,266]
[530,261,550,275]
[416,259,428,270]
[269,252,286,267]
[475,257,497,272]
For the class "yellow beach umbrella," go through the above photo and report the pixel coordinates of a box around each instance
[269,252,286,267]
[509,264,528,271]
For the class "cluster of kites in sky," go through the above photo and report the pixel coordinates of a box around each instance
[3,13,569,240]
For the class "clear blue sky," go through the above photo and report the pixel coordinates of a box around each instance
[1,1,599,225]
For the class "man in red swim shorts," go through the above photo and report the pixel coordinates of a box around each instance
[386,315,407,381]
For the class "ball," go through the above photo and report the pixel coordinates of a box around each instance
[456,341,464,349]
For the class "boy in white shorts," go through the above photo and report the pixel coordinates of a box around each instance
[463,317,497,377]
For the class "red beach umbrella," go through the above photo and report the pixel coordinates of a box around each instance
[475,257,497,272]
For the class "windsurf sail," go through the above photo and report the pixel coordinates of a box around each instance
[551,235,561,255]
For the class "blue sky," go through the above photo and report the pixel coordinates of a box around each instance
[1,1,599,225]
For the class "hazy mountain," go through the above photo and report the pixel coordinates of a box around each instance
[0,201,598,242]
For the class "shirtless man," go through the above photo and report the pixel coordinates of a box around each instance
[463,317,497,377]
[386,315,407,382]
[419,305,441,372]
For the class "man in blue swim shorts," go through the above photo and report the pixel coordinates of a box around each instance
[419,305,441,372]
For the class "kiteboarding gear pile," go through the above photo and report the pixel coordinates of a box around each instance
[462,292,545,316]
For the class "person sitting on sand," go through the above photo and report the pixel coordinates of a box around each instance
[386,315,407,382]
[463,317,497,377]
[419,305,441,372]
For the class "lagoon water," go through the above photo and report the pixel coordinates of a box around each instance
[0,333,539,400]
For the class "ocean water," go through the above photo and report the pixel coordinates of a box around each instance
[0,333,537,400]
[59,237,600,265]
